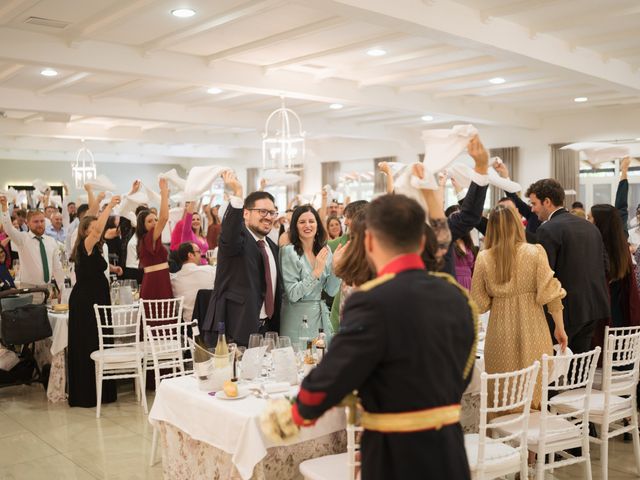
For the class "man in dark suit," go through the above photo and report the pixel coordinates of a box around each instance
[526,179,610,353]
[202,171,282,347]
[289,194,476,479]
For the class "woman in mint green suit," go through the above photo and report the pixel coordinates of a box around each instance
[279,205,342,348]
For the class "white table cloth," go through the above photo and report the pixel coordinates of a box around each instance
[149,375,346,480]
[47,310,69,403]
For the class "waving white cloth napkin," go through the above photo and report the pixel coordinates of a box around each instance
[184,166,231,201]
[262,169,300,187]
[114,191,149,218]
[159,168,187,190]
[49,194,63,208]
[32,178,49,194]
[142,183,162,205]
[84,174,116,192]
[169,207,184,225]
[449,161,518,192]
[422,124,478,171]
[0,188,19,204]
[561,142,630,165]
[394,163,429,214]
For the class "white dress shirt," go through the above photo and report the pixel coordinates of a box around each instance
[229,196,277,319]
[1,212,64,287]
[170,263,216,322]
[126,235,139,269]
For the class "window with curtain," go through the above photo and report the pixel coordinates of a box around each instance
[488,146,519,207]
[246,167,260,194]
[321,162,340,191]
[550,143,580,207]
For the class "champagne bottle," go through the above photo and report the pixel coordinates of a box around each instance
[303,340,316,376]
[191,325,212,364]
[315,328,326,361]
[299,315,310,351]
[214,322,230,368]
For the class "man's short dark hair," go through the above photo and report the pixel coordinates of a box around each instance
[134,205,149,216]
[366,194,425,253]
[525,179,565,207]
[244,191,275,210]
[77,203,90,217]
[68,201,76,207]
[177,242,195,264]
[344,200,368,219]
[16,209,26,219]
[571,201,584,209]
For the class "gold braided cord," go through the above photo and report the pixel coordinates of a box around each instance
[429,272,479,380]
[358,273,395,292]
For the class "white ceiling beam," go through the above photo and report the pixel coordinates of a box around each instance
[483,84,598,101]
[603,47,640,61]
[184,91,247,108]
[89,79,145,100]
[303,0,640,93]
[206,17,346,65]
[37,72,91,95]
[399,66,529,92]
[64,0,159,43]
[365,45,459,68]
[22,113,42,124]
[139,86,203,105]
[571,29,639,49]
[0,63,23,83]
[359,55,497,87]
[530,5,640,34]
[357,113,418,125]
[0,27,539,128]
[141,0,283,53]
[434,77,559,98]
[480,0,563,19]
[264,32,404,71]
[0,0,35,24]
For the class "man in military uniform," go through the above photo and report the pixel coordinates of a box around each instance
[291,194,477,479]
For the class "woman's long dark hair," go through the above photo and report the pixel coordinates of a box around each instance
[71,215,99,262]
[289,205,327,256]
[135,209,152,257]
[445,204,475,258]
[591,204,631,281]
[333,209,373,286]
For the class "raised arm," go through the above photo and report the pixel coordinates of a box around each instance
[61,183,71,229]
[218,171,246,257]
[153,178,169,243]
[413,164,451,257]
[84,195,120,254]
[85,184,104,216]
[615,156,630,230]
[0,195,24,247]
[180,202,196,243]
[378,161,394,194]
[319,189,328,224]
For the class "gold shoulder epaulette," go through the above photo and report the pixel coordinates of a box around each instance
[359,273,395,292]
[429,271,480,380]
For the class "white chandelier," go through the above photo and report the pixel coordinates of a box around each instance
[71,140,97,189]
[262,97,306,169]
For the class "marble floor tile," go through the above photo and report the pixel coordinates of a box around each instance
[0,431,59,467]
[0,453,97,480]
[0,412,29,439]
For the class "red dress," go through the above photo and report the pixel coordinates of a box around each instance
[139,226,173,300]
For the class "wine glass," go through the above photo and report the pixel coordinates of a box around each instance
[261,337,276,353]
[278,336,292,349]
[248,334,263,349]
[265,331,279,346]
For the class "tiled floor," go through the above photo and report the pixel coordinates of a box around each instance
[1,383,640,479]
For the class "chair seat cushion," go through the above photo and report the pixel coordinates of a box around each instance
[91,347,144,363]
[549,388,630,416]
[490,412,581,444]
[464,434,520,470]
[299,453,349,480]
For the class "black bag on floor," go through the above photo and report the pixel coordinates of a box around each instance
[0,358,37,385]
[1,304,52,345]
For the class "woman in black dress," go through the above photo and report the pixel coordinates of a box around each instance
[68,195,120,408]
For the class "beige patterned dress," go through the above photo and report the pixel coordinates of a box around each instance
[471,243,566,409]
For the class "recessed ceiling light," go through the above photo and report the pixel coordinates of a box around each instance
[40,68,58,77]
[489,77,506,85]
[329,103,343,110]
[367,48,387,57]
[421,115,434,122]
[574,97,588,103]
[171,8,196,18]
[206,87,223,95]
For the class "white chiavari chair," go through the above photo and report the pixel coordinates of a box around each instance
[139,297,184,377]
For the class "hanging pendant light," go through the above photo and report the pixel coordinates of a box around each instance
[262,97,306,169]
[71,140,97,189]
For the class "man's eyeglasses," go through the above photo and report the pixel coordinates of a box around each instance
[248,209,278,219]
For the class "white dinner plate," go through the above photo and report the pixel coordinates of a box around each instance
[215,388,250,400]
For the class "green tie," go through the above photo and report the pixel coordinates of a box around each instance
[36,236,50,283]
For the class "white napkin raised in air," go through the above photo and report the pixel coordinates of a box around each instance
[422,124,479,172]
[262,169,300,187]
[84,174,117,192]
[183,166,231,202]
[159,168,187,191]
[561,142,630,165]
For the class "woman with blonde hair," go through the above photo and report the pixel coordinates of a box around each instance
[471,204,567,409]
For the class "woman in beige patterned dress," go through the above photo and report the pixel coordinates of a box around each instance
[471,205,568,409]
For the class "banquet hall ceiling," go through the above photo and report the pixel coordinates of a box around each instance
[0,0,639,165]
